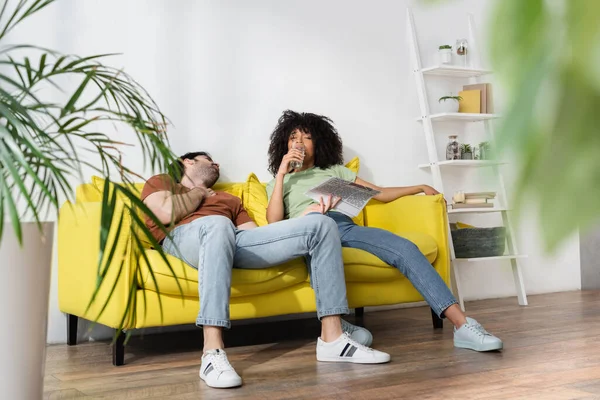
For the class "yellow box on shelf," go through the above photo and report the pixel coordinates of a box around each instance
[458,89,481,113]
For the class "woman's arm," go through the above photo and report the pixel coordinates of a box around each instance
[266,173,286,223]
[266,148,305,223]
[355,177,439,203]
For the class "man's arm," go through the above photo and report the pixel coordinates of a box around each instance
[355,177,439,203]
[143,188,208,224]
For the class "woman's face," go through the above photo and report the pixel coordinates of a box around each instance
[287,128,314,165]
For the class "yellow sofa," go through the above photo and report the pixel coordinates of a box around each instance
[58,172,450,366]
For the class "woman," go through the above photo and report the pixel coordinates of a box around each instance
[266,110,503,352]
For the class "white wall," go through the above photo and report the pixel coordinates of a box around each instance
[7,0,579,344]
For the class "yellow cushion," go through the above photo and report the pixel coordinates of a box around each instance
[138,251,308,298]
[91,176,144,203]
[343,231,438,282]
[243,173,269,226]
[345,157,360,173]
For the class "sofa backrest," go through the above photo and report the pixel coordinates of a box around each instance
[74,160,366,227]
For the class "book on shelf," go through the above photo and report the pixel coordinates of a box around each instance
[458,90,481,113]
[464,191,496,199]
[451,202,494,209]
[462,83,494,114]
[464,198,489,204]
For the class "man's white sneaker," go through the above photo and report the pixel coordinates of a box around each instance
[341,318,373,347]
[199,349,242,388]
[316,332,390,364]
[454,317,503,352]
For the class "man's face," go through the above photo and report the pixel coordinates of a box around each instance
[185,155,220,187]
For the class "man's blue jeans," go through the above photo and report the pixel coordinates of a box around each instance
[327,212,457,317]
[162,214,349,328]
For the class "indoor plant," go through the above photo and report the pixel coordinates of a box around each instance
[460,143,473,159]
[0,1,178,398]
[438,94,462,113]
[489,0,600,250]
[479,141,491,160]
[438,44,452,64]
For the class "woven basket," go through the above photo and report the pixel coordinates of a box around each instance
[451,227,506,258]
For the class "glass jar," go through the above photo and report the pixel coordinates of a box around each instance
[455,39,468,66]
[446,135,460,160]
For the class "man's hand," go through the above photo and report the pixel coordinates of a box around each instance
[302,195,341,216]
[420,185,440,196]
[193,187,216,197]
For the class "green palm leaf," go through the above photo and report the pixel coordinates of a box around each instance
[0,0,180,335]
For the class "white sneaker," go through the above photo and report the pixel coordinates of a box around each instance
[341,319,373,347]
[199,349,242,388]
[454,317,503,352]
[317,332,390,364]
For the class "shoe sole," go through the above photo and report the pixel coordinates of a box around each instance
[317,355,391,364]
[454,340,503,352]
[200,373,242,389]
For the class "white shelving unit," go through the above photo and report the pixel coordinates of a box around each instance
[418,160,506,169]
[407,9,528,310]
[417,113,501,122]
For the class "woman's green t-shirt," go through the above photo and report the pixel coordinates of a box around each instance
[266,165,357,219]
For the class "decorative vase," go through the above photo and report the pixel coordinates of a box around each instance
[455,38,469,67]
[461,152,473,160]
[446,135,460,160]
[438,48,452,64]
[439,100,459,113]
[0,223,54,400]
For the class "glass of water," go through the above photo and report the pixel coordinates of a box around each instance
[290,142,305,170]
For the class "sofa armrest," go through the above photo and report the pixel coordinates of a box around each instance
[58,200,136,329]
[364,194,450,283]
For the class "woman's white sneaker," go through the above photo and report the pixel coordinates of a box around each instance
[199,349,242,388]
[341,318,373,347]
[454,317,503,352]
[316,332,390,364]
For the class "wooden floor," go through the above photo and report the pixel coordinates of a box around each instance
[44,291,600,399]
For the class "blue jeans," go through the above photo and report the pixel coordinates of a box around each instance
[162,214,349,328]
[327,212,457,317]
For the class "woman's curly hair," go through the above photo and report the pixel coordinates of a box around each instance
[267,110,343,176]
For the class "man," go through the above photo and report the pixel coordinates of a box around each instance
[141,151,389,389]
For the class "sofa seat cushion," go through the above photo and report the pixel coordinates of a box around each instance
[138,251,308,298]
[342,231,439,283]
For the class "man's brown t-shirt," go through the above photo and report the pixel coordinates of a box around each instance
[140,174,253,243]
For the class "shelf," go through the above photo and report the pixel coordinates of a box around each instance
[419,160,505,169]
[448,207,510,214]
[455,255,528,262]
[420,65,493,78]
[418,113,501,122]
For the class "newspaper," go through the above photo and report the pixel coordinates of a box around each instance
[304,177,381,217]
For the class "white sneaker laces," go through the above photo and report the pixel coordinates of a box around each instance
[212,350,234,372]
[468,322,491,337]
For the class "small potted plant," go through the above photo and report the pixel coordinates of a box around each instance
[479,141,491,159]
[438,44,452,64]
[438,94,462,113]
[461,143,473,160]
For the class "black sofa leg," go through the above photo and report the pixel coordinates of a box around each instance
[67,314,78,346]
[431,308,443,329]
[113,331,125,366]
[355,307,365,326]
